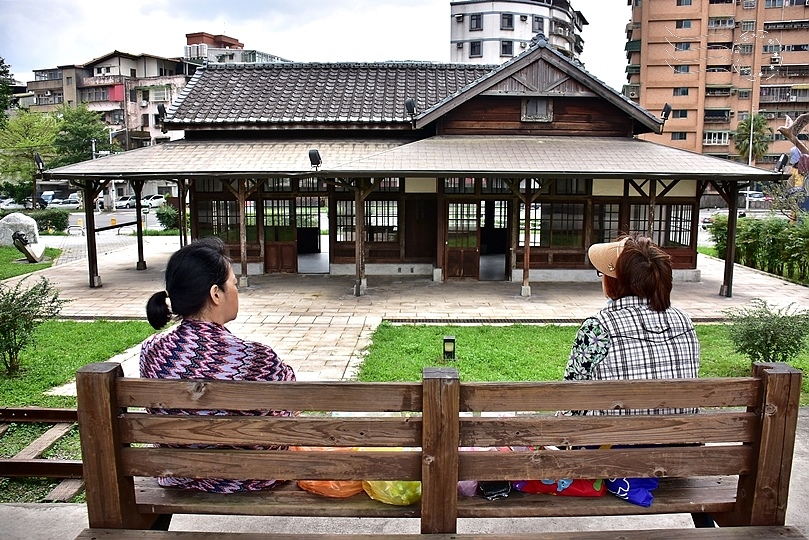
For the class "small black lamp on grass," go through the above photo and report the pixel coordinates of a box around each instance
[443,335,456,361]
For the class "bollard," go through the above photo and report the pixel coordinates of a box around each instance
[110,218,117,226]
[78,218,83,227]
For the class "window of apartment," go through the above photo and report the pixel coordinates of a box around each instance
[708,18,735,29]
[763,44,783,53]
[151,86,170,102]
[738,89,752,99]
[470,40,482,58]
[79,87,110,102]
[743,0,756,7]
[673,109,688,118]
[470,13,482,31]
[130,69,137,77]
[741,20,755,32]
[676,0,692,5]
[674,42,691,51]
[111,110,124,124]
[739,65,752,75]
[141,114,150,128]
[501,13,514,30]
[66,76,73,86]
[707,42,732,50]
[675,20,692,29]
[738,44,754,54]
[709,0,734,3]
[532,16,544,33]
[703,131,730,145]
[674,65,691,73]
[522,98,553,122]
[501,40,514,57]
[142,89,150,102]
[706,65,731,72]
[765,0,784,7]
[671,132,688,141]
[782,44,809,52]
[95,67,102,75]
[673,87,690,96]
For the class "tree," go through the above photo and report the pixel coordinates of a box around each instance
[0,277,68,376]
[734,113,773,165]
[0,56,14,127]
[0,109,58,200]
[51,103,115,167]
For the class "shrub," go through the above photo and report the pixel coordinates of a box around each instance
[0,277,69,376]
[724,299,809,364]
[155,204,178,230]
[0,208,70,233]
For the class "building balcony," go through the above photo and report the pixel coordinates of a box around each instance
[80,75,125,88]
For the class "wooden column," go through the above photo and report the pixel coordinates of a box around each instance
[238,179,248,287]
[647,179,657,238]
[72,179,109,287]
[720,182,739,297]
[521,190,531,295]
[131,179,147,270]
[420,367,460,534]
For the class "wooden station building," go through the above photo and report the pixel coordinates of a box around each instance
[44,35,777,296]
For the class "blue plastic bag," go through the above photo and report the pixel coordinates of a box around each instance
[605,477,658,507]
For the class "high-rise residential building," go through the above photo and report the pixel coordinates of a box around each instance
[450,0,587,64]
[625,0,809,166]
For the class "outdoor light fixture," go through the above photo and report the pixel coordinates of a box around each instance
[34,153,45,174]
[405,97,417,128]
[775,153,789,174]
[309,149,322,170]
[443,335,456,361]
[661,103,672,123]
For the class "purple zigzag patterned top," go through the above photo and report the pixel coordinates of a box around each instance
[139,319,296,493]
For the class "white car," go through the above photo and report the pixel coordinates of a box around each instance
[115,195,138,209]
[140,194,166,208]
[0,198,25,210]
[50,198,81,210]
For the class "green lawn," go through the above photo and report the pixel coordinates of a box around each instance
[357,322,809,404]
[0,245,61,280]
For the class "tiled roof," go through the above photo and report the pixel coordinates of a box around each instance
[44,136,776,182]
[166,62,496,126]
[44,139,408,178]
[329,136,778,180]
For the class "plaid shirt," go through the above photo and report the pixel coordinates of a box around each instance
[565,296,700,416]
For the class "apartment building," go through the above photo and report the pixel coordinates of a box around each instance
[625,0,809,166]
[450,0,587,63]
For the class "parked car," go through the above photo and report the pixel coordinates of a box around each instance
[0,198,25,210]
[140,194,166,208]
[115,195,138,209]
[24,196,48,209]
[740,190,766,201]
[50,197,80,210]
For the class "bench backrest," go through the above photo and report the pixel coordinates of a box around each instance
[76,362,801,533]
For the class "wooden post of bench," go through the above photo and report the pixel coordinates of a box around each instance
[715,362,802,527]
[76,362,166,530]
[420,367,460,534]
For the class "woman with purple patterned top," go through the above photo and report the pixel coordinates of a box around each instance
[141,237,296,493]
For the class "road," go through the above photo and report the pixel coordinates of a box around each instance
[67,207,160,231]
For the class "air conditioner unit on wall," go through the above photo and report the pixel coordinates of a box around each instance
[457,42,463,48]
[140,100,148,107]
[729,110,735,116]
[629,91,638,98]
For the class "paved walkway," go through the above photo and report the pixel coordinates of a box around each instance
[2,233,808,538]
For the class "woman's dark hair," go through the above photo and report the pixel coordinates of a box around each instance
[146,237,233,329]
[605,235,673,312]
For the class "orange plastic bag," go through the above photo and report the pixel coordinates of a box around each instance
[293,447,364,498]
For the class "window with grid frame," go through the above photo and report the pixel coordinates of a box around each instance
[470,13,483,30]
[481,177,512,194]
[447,203,478,248]
[444,177,476,194]
[532,16,544,33]
[481,200,509,229]
[674,65,691,74]
[376,177,400,192]
[629,204,692,248]
[296,197,322,228]
[501,13,514,30]
[298,177,328,192]
[674,42,691,51]
[151,86,170,102]
[501,40,514,56]
[673,87,690,96]
[518,202,585,248]
[741,20,755,32]
[336,200,356,242]
[263,178,293,192]
[263,199,293,242]
[593,204,621,244]
[703,131,730,145]
[470,40,482,57]
[676,20,692,29]
[197,200,240,242]
[365,200,398,242]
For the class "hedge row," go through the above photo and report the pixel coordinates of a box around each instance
[0,208,71,233]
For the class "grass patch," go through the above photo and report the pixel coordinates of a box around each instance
[132,229,181,236]
[0,246,61,280]
[697,246,718,258]
[0,320,156,408]
[358,322,809,404]
[0,320,155,502]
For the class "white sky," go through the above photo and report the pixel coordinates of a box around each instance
[0,0,631,92]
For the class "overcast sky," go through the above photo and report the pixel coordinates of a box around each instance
[0,0,631,91]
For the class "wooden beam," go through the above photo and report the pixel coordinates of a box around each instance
[131,179,147,270]
[720,182,739,297]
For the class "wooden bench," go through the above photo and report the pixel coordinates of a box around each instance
[74,361,806,539]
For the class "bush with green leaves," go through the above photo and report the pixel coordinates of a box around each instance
[724,299,809,364]
[0,277,68,376]
[0,208,70,233]
[155,204,178,230]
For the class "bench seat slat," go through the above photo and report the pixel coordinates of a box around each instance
[76,529,809,540]
[458,446,753,481]
[460,412,757,447]
[120,415,422,447]
[123,448,422,481]
[116,379,423,412]
[460,378,760,411]
[134,477,419,518]
[458,476,739,518]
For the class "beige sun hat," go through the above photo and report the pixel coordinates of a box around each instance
[588,238,628,278]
